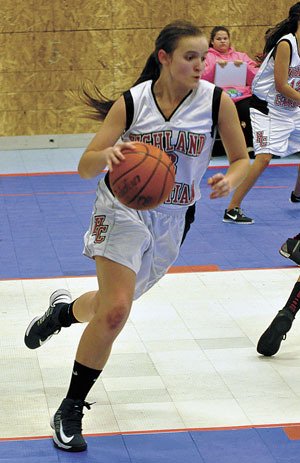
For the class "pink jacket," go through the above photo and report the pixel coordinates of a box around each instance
[201,46,259,102]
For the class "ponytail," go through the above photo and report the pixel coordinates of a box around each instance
[78,52,161,121]
[132,52,161,86]
[79,83,114,121]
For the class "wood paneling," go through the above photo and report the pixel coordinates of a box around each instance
[0,0,294,136]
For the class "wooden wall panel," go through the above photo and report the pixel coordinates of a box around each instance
[0,72,36,93]
[187,0,229,26]
[0,33,35,72]
[74,31,114,71]
[150,0,188,28]
[0,110,36,136]
[229,2,272,26]
[34,32,75,71]
[0,0,296,136]
[113,29,154,70]
[112,0,151,29]
[0,2,34,33]
[52,0,112,31]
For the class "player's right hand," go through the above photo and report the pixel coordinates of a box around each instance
[104,142,134,172]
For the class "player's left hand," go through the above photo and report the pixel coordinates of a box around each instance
[207,173,231,199]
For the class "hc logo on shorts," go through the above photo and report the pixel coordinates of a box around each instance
[256,130,268,147]
[92,215,108,243]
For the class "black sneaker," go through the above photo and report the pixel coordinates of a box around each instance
[257,308,295,356]
[51,398,91,452]
[279,234,300,265]
[24,289,72,349]
[290,191,300,203]
[223,207,254,224]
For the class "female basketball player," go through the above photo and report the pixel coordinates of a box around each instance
[24,20,249,452]
[223,1,300,224]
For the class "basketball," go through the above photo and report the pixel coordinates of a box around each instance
[109,142,175,210]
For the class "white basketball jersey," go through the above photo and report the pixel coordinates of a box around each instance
[121,79,221,212]
[252,33,300,111]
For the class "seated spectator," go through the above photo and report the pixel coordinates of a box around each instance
[202,26,259,157]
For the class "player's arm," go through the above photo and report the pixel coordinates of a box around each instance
[274,40,300,103]
[207,92,250,199]
[78,96,135,179]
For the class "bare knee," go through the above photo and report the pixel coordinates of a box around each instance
[93,299,131,333]
[255,154,272,167]
[106,304,130,331]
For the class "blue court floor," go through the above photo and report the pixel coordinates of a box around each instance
[0,163,299,279]
[0,149,300,463]
[2,427,300,463]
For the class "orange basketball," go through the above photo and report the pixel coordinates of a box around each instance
[109,142,175,210]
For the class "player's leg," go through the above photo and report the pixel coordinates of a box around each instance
[224,105,292,224]
[257,276,300,356]
[75,256,135,369]
[51,256,136,452]
[223,153,272,223]
[223,103,274,223]
[226,152,272,209]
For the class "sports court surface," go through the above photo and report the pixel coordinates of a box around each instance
[0,147,300,462]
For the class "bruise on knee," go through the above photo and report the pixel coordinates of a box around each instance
[106,308,129,331]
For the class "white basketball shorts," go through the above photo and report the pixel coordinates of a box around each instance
[250,105,300,157]
[83,178,186,300]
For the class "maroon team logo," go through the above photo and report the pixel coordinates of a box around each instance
[256,130,268,147]
[92,215,108,243]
